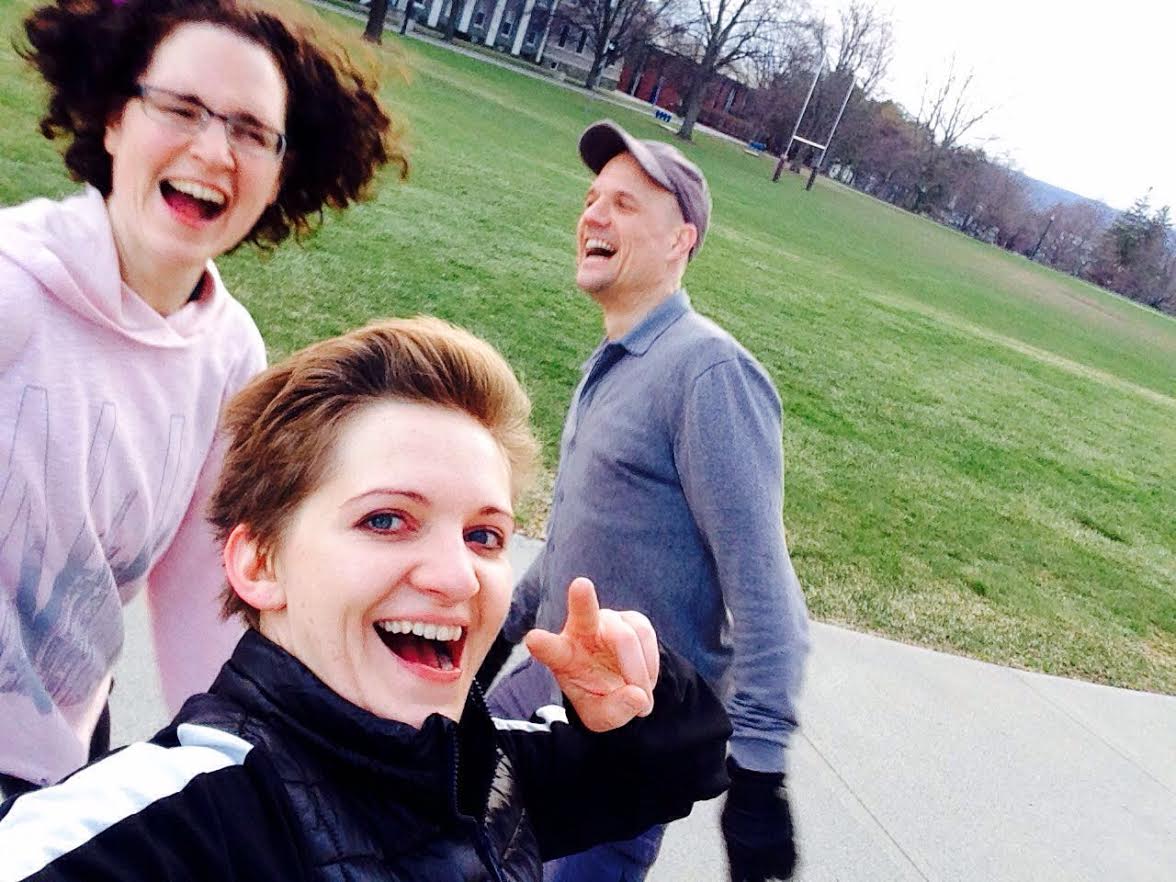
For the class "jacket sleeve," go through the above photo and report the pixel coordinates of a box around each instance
[673,356,810,773]
[146,334,266,713]
[0,739,306,881]
[496,647,731,861]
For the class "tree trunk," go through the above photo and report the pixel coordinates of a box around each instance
[585,52,606,90]
[363,0,391,43]
[444,0,463,41]
[676,74,705,141]
[399,0,415,35]
[627,46,648,95]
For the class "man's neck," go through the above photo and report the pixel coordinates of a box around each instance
[599,283,680,340]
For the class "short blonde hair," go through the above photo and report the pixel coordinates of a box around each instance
[208,316,538,627]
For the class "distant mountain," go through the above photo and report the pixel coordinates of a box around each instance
[1014,172,1113,218]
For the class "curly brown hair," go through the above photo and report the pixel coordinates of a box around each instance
[208,316,539,627]
[20,0,407,248]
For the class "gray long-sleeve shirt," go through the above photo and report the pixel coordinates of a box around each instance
[505,290,809,773]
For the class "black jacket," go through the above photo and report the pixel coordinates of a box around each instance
[0,630,730,881]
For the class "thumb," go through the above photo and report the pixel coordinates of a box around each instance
[524,628,573,672]
[619,683,653,717]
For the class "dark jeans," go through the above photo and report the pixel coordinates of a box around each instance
[0,702,111,801]
[543,826,666,882]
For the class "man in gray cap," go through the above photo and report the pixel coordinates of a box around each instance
[483,120,810,882]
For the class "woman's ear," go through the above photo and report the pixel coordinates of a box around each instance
[103,109,125,159]
[223,524,286,613]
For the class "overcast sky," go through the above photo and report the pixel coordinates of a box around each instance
[810,0,1174,212]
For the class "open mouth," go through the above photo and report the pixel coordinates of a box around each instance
[161,178,228,223]
[583,237,617,260]
[374,620,465,673]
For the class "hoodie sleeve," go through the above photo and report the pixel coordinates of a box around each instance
[146,328,266,713]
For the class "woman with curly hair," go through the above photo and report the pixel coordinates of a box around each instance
[0,0,405,798]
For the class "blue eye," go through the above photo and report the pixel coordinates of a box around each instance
[364,512,404,532]
[466,527,504,551]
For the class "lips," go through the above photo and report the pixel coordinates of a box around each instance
[374,621,466,674]
[160,179,228,224]
[583,237,617,259]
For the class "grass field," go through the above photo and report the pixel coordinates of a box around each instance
[2,0,1174,693]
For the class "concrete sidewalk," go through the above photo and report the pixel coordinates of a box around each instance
[113,535,1176,881]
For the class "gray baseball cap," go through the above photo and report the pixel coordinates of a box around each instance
[578,119,711,259]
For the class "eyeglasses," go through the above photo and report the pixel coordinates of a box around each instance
[132,84,287,159]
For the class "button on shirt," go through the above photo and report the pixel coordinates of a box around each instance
[505,290,809,773]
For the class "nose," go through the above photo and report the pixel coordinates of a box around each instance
[413,527,480,604]
[580,198,609,229]
[188,117,235,167]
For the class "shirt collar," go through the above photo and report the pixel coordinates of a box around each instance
[617,289,691,356]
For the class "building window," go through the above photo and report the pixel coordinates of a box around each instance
[557,23,569,47]
[502,18,513,37]
[576,29,587,54]
[525,27,537,46]
[474,10,484,26]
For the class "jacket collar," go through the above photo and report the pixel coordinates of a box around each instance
[206,630,499,822]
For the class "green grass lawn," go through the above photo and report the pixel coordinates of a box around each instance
[2,0,1174,693]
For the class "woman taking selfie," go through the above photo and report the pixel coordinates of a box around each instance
[0,317,730,881]
[0,0,400,796]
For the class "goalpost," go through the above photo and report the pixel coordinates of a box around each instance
[771,70,855,191]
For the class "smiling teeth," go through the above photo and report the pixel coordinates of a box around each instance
[168,179,226,205]
[585,238,616,255]
[377,620,463,641]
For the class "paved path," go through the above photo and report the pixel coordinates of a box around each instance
[114,535,1175,881]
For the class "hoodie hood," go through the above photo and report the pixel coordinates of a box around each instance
[0,187,234,348]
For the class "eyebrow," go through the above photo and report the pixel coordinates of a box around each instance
[169,89,273,129]
[585,186,638,202]
[345,488,513,519]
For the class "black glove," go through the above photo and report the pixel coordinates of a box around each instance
[475,632,516,691]
[720,758,797,882]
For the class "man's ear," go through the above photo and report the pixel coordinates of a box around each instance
[223,524,286,613]
[671,223,698,261]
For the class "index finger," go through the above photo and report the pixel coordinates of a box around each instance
[563,577,601,639]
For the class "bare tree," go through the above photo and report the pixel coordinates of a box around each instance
[1041,201,1111,276]
[916,57,993,153]
[910,56,994,212]
[675,0,792,141]
[743,4,891,161]
[826,0,893,96]
[837,98,926,205]
[563,0,684,90]
[363,0,392,43]
[973,164,1034,249]
[443,0,471,42]
[739,18,823,148]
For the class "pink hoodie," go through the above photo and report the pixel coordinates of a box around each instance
[0,187,266,785]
